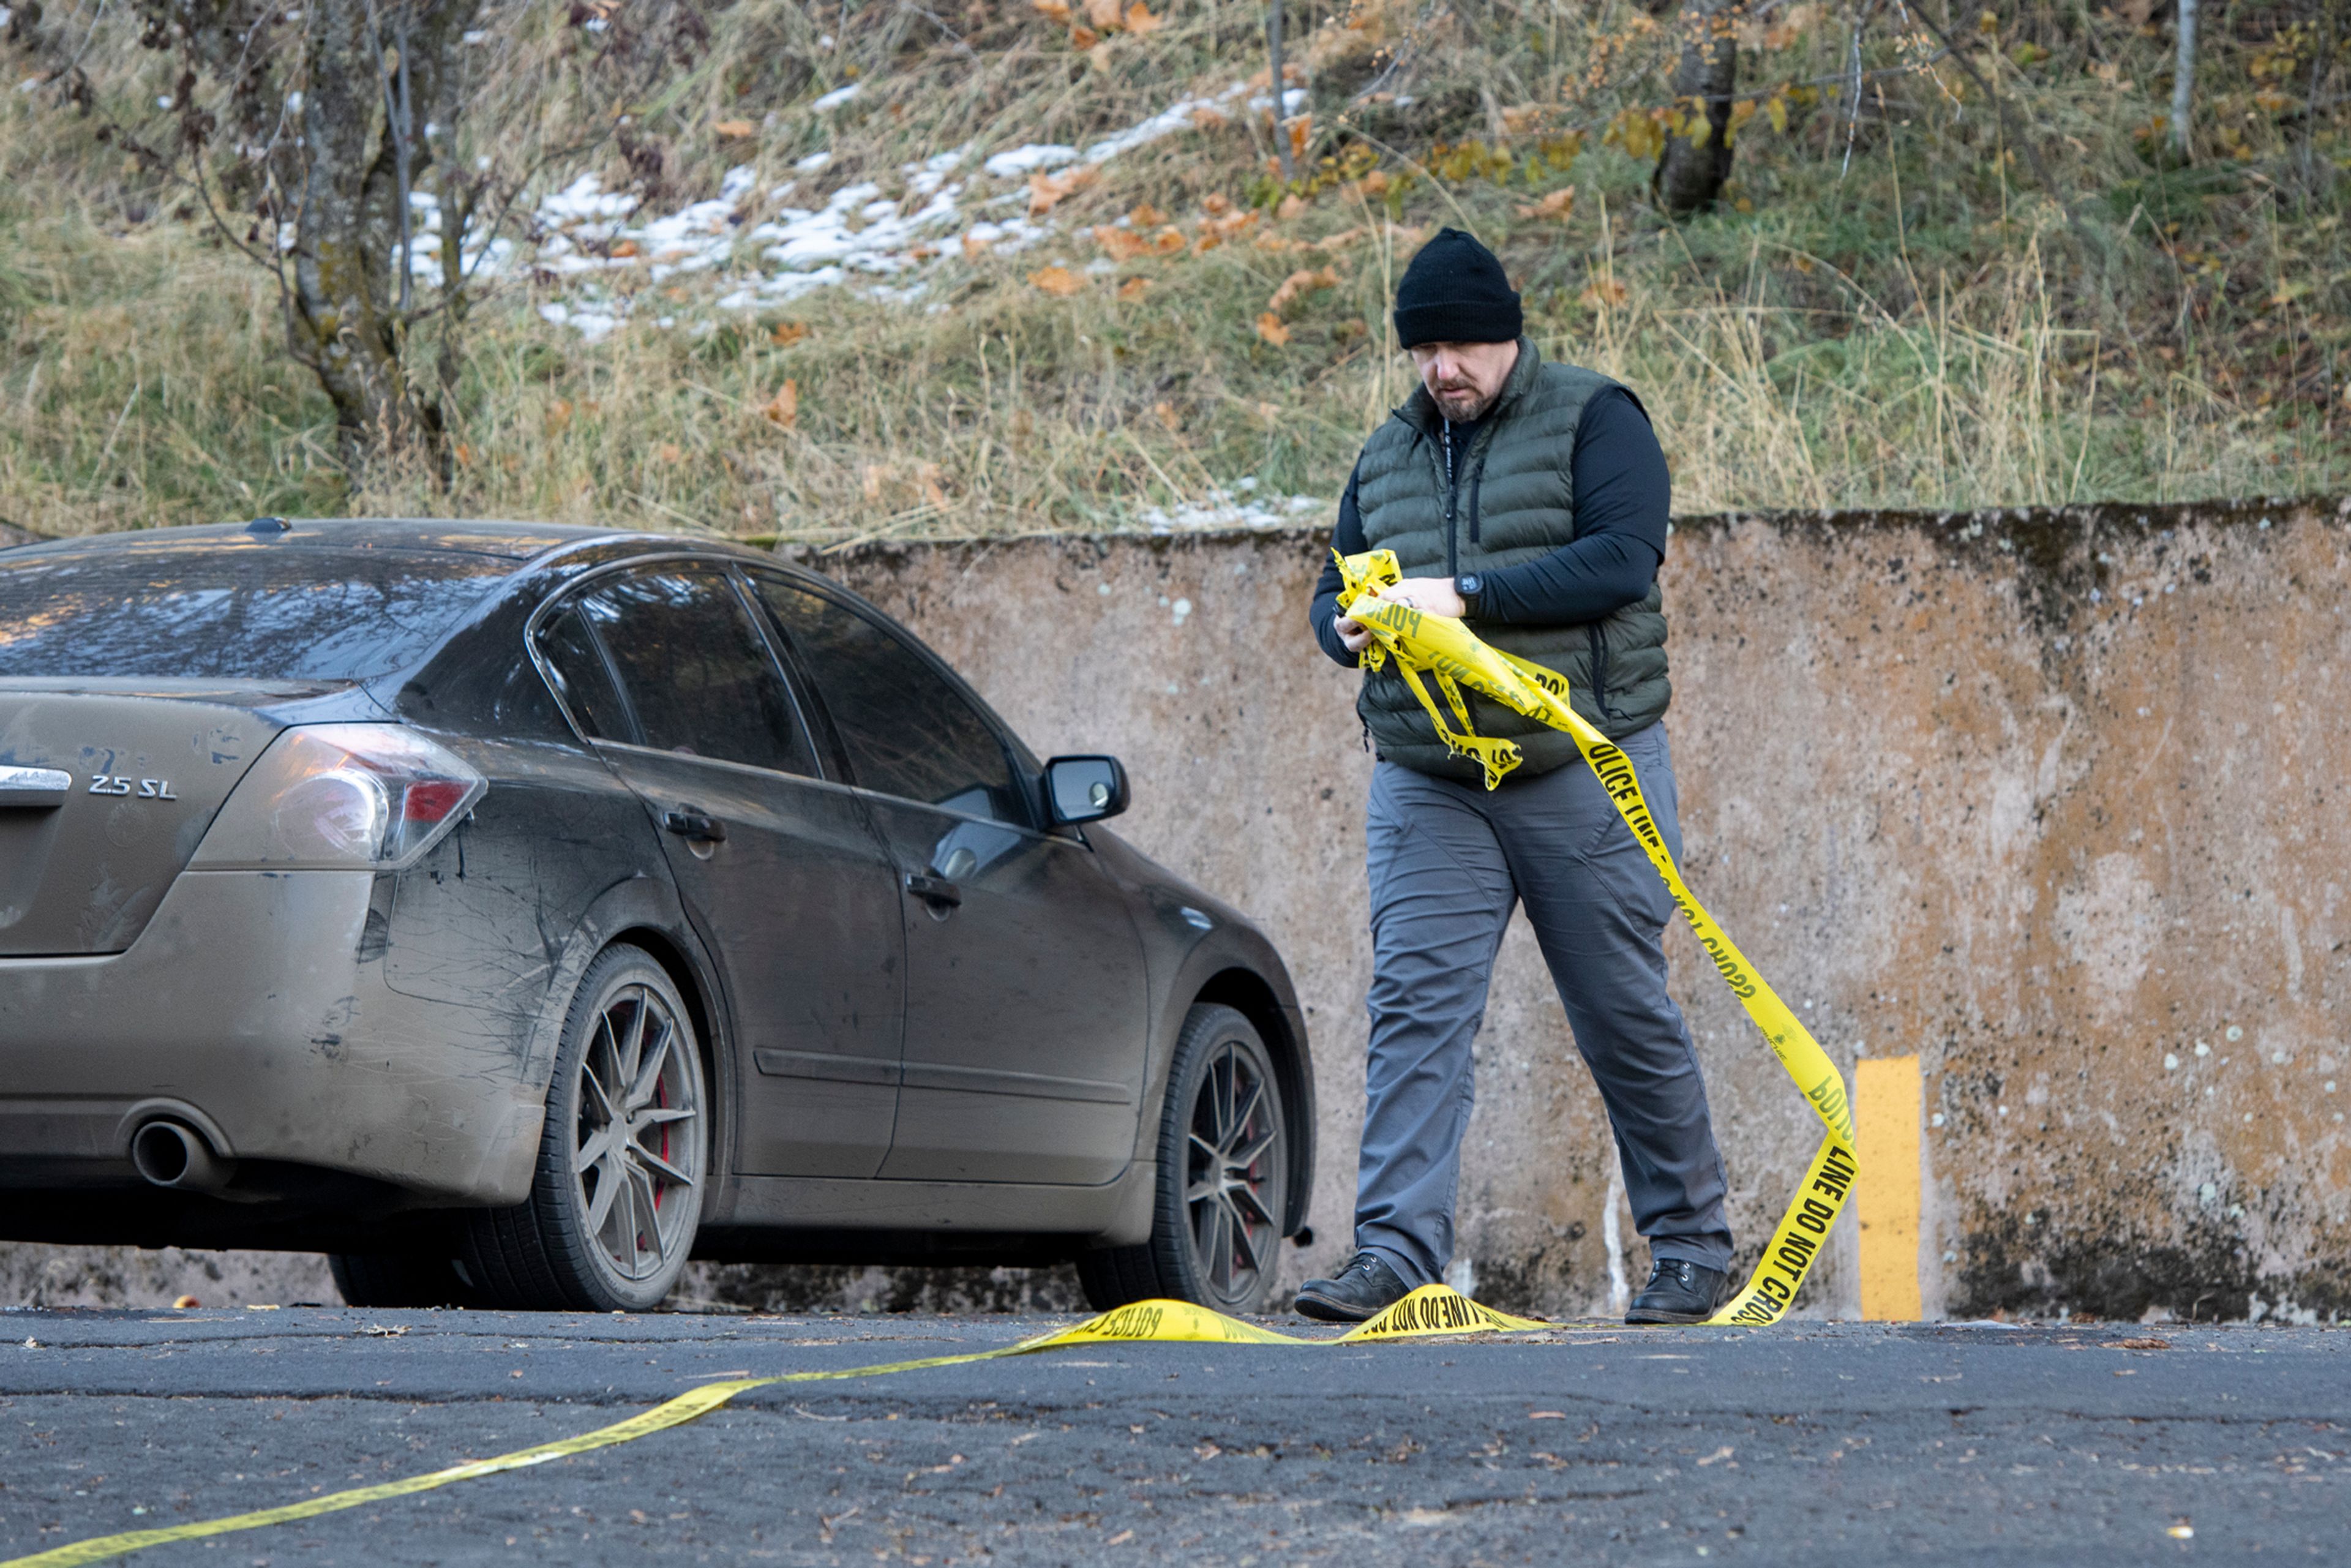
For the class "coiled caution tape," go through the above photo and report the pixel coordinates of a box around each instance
[4,1286,1543,1567]
[1333,549,1857,1329]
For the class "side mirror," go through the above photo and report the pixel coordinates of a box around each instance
[1043,755,1130,825]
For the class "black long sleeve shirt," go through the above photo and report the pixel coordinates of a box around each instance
[1308,386,1670,667]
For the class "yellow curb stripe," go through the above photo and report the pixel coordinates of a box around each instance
[1856,1055,1925,1321]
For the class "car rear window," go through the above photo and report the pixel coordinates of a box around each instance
[0,544,512,680]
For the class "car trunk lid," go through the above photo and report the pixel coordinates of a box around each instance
[0,681,339,955]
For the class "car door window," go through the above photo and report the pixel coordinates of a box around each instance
[571,565,819,776]
[534,604,637,743]
[753,577,1028,824]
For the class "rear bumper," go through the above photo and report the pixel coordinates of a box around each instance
[0,869,546,1208]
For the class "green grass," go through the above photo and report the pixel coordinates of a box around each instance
[0,0,2343,542]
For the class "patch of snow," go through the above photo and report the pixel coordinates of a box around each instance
[1138,487,1322,534]
[494,80,1268,338]
[984,144,1080,178]
[812,82,862,112]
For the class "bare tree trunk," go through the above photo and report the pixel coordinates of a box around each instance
[1653,0,1738,214]
[1266,0,1294,183]
[2170,0,2199,162]
[285,0,470,472]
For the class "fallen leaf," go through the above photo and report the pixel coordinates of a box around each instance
[1152,226,1187,253]
[1188,105,1228,130]
[1029,0,1071,21]
[861,464,889,501]
[1125,1,1161,32]
[1515,186,1577,222]
[770,320,809,347]
[1266,264,1340,311]
[961,230,994,260]
[2115,1337,2172,1351]
[760,380,798,429]
[1128,202,1166,227]
[1356,169,1390,197]
[1202,192,1233,217]
[1090,225,1153,261]
[1288,114,1313,160]
[1070,23,1098,48]
[609,238,640,258]
[1084,0,1121,28]
[1151,399,1180,430]
[656,443,683,463]
[1029,265,1086,296]
[1117,276,1152,301]
[918,462,948,508]
[1276,192,1307,220]
[1580,276,1629,309]
[1028,165,1098,217]
[714,119,756,140]
[1254,312,1291,346]
[545,398,574,437]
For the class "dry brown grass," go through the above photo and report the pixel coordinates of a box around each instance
[1,1,2341,542]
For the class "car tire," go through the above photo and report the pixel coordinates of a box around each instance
[326,1250,475,1309]
[457,944,710,1311]
[1078,1003,1289,1316]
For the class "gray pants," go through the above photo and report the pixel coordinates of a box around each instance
[1355,721,1733,1286]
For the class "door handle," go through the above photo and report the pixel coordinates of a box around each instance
[662,808,728,844]
[904,871,962,908]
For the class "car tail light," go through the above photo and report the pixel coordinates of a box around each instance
[190,724,487,871]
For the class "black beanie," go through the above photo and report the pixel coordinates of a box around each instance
[1393,228,1522,349]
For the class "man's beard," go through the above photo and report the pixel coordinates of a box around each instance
[1433,384,1498,422]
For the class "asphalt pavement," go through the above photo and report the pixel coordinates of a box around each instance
[1,1304,2344,1565]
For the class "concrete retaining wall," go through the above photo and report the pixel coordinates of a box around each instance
[11,497,2345,1318]
[812,495,2351,1323]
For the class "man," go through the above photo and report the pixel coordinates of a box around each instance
[1297,228,1734,1326]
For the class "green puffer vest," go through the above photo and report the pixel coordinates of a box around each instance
[1354,339,1670,780]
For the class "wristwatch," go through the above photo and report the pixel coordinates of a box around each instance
[1455,572,1483,618]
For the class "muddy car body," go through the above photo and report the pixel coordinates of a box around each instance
[0,520,1311,1311]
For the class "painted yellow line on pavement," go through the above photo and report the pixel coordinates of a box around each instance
[1856,1055,1924,1321]
[1,1287,1546,1568]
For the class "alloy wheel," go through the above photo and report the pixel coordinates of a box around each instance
[1183,1038,1281,1305]
[571,982,701,1283]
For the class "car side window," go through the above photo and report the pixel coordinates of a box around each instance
[534,605,636,743]
[752,576,1029,825]
[570,566,820,778]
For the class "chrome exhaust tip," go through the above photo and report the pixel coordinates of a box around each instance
[130,1120,236,1193]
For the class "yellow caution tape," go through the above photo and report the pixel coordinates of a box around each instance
[9,551,1850,1568]
[1334,549,1857,1329]
[4,1285,1546,1568]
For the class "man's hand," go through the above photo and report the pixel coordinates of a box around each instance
[1335,576,1465,655]
[1374,577,1468,618]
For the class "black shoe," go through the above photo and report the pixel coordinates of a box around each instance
[1625,1258,1728,1324]
[1294,1252,1411,1323]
